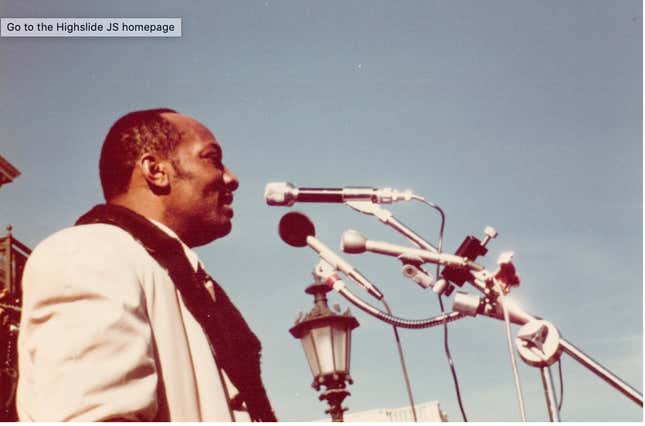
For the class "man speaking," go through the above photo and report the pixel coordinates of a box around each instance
[17,109,276,421]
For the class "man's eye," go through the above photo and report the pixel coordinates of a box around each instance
[204,153,222,164]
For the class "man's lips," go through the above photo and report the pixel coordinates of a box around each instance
[221,191,234,205]
[222,204,234,218]
[221,192,234,218]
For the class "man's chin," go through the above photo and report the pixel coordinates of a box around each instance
[187,221,232,247]
[215,222,233,239]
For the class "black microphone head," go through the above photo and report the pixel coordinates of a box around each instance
[278,211,315,247]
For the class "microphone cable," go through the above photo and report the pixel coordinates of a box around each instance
[412,195,469,422]
[380,298,418,421]
[493,281,527,421]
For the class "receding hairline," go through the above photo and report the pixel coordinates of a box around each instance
[159,112,218,144]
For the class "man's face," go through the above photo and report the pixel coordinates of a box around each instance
[162,113,238,247]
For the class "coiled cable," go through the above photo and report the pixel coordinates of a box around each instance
[335,284,465,329]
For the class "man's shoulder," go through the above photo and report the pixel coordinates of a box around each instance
[30,223,144,262]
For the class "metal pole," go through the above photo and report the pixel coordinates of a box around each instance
[1,232,10,294]
[559,338,643,407]
[343,201,439,253]
[384,216,439,253]
[540,366,560,421]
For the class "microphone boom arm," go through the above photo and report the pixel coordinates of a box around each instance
[453,290,644,407]
[345,200,440,253]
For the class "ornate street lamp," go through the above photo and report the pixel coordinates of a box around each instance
[290,278,359,422]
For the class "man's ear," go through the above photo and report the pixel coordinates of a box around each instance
[138,153,171,192]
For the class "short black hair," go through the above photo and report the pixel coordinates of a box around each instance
[99,108,181,200]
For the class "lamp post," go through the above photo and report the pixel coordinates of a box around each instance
[290,279,359,422]
[0,155,20,189]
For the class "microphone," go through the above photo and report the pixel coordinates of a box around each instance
[341,229,478,269]
[265,182,414,206]
[278,212,384,300]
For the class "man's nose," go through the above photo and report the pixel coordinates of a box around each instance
[223,167,239,192]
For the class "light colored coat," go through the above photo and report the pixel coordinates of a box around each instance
[17,223,249,421]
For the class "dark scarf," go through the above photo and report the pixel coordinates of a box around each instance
[75,204,276,422]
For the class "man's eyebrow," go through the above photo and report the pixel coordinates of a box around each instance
[200,144,222,157]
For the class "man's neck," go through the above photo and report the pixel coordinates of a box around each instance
[108,192,175,235]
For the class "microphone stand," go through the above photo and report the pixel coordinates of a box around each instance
[539,365,560,422]
[453,289,644,420]
[558,338,643,407]
[342,197,642,417]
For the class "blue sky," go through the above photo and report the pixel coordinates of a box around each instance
[0,0,642,421]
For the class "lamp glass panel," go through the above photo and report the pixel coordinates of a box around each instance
[311,325,334,375]
[331,324,348,373]
[300,331,320,377]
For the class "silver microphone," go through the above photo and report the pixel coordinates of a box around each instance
[265,182,413,206]
[341,229,474,269]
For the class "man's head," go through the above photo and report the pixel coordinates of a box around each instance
[99,109,238,247]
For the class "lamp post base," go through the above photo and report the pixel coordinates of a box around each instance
[320,387,350,422]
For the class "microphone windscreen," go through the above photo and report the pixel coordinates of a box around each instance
[278,211,315,247]
[264,182,296,206]
[341,229,368,254]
